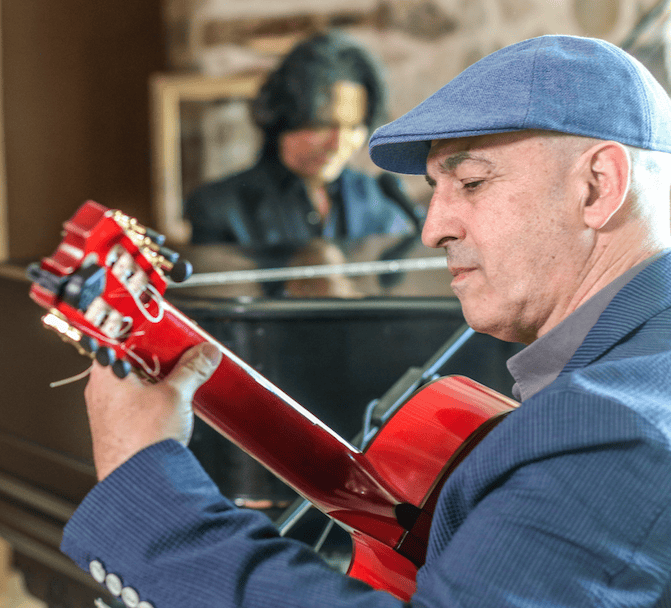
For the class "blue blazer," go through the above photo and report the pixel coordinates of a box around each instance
[61,253,671,608]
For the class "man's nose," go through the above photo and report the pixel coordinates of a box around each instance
[421,191,465,248]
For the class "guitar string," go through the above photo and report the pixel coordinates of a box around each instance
[49,364,93,388]
[126,346,161,377]
[117,317,134,339]
[122,275,165,376]
[48,301,155,387]
[129,281,165,323]
[47,342,161,387]
[49,250,168,386]
[47,343,161,387]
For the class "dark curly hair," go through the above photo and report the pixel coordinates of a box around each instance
[251,31,389,152]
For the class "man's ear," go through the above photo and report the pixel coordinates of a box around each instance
[580,141,631,230]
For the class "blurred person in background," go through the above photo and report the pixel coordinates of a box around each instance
[185,31,422,247]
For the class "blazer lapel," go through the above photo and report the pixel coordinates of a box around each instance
[562,251,671,373]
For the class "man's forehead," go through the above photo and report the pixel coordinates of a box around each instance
[427,135,499,170]
[429,136,475,156]
[427,131,550,169]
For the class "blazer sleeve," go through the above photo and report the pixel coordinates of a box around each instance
[60,440,408,608]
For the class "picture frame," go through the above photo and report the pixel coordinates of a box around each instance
[150,71,267,244]
[0,0,8,261]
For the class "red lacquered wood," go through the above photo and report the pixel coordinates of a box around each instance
[365,376,517,506]
[349,534,418,601]
[28,201,519,600]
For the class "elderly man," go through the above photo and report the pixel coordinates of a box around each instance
[62,36,671,607]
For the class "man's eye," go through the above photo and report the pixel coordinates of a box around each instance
[463,180,484,190]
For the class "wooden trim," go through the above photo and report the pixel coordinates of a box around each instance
[149,72,265,244]
[0,538,10,598]
[0,1,8,261]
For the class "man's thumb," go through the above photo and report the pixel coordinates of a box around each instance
[166,342,222,400]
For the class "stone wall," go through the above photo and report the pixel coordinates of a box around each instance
[161,0,667,203]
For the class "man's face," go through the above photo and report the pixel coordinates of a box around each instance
[423,131,593,344]
[279,80,368,182]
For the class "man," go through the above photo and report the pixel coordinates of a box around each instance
[62,36,671,607]
[185,32,420,247]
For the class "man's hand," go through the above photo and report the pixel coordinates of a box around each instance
[84,342,222,481]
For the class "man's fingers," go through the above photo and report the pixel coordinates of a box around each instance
[165,342,222,401]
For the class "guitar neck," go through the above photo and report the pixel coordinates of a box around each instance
[140,301,407,542]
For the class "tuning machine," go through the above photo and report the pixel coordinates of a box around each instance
[111,211,192,283]
[93,345,132,379]
[28,263,107,312]
[152,243,193,283]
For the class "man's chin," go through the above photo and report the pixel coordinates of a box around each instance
[461,307,522,344]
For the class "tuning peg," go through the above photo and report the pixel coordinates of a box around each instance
[80,335,99,354]
[27,262,46,283]
[158,245,180,264]
[112,359,132,379]
[27,263,64,295]
[169,259,193,283]
[144,227,166,247]
[95,346,116,367]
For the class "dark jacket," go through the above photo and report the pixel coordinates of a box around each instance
[184,153,419,247]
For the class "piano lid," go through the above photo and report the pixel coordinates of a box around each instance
[169,234,455,300]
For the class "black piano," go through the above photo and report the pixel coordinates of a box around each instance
[0,234,521,607]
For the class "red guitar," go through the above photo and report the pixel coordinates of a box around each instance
[28,201,518,601]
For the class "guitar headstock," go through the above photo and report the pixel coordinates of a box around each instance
[28,201,193,379]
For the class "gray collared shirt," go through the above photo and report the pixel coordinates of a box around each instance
[506,252,668,402]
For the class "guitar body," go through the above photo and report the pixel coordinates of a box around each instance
[29,201,518,601]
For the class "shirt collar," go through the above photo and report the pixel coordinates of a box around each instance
[506,252,667,402]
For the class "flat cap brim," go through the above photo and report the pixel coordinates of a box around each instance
[369,36,671,174]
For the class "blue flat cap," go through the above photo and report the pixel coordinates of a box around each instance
[369,35,671,174]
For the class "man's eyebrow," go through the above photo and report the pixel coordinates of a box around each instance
[442,151,474,170]
[442,151,494,171]
[425,151,493,185]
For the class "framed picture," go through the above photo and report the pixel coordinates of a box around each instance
[150,71,267,244]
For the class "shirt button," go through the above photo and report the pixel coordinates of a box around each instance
[121,586,140,607]
[89,560,106,584]
[105,573,123,596]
